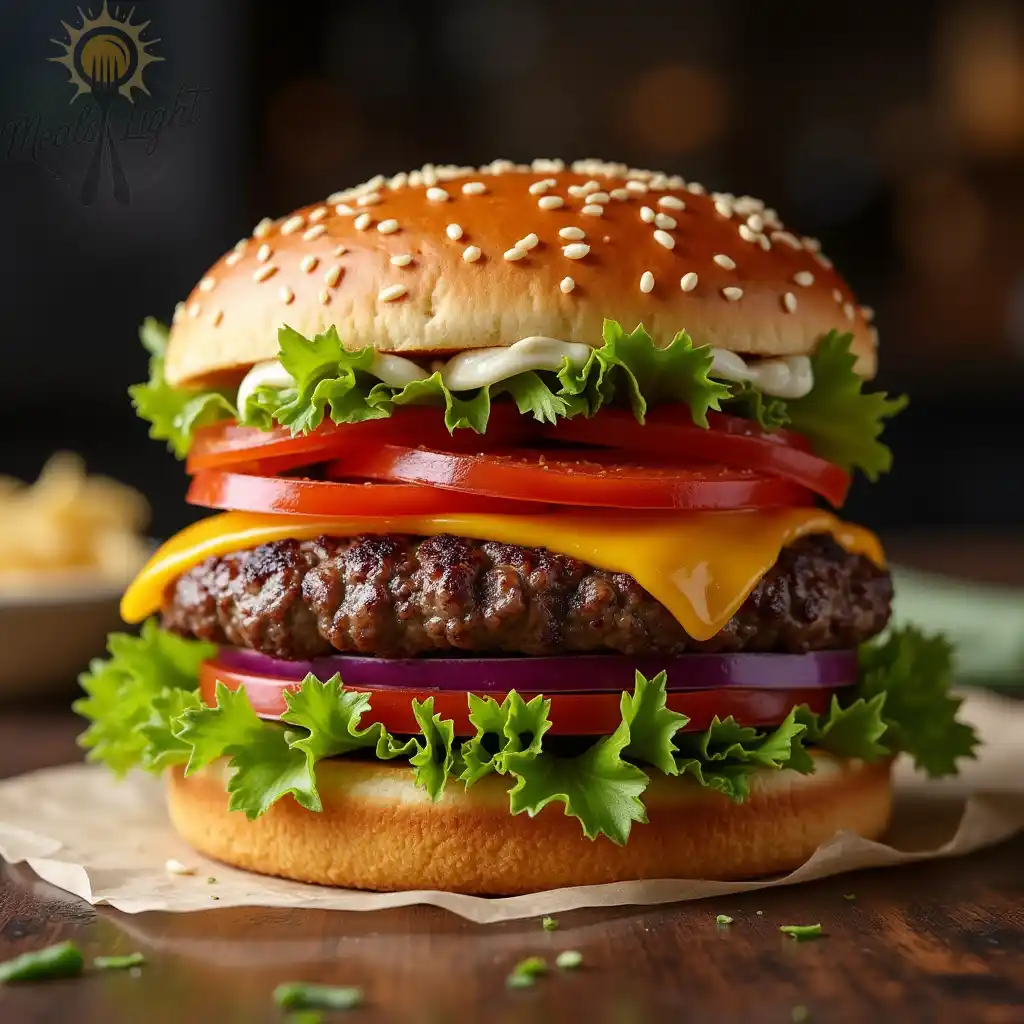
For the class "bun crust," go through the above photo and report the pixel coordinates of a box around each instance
[166,752,892,895]
[165,159,877,387]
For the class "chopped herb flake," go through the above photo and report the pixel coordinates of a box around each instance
[541,916,558,932]
[843,893,857,901]
[555,950,583,970]
[716,914,734,926]
[507,956,548,987]
[93,953,146,971]
[273,982,363,1011]
[780,924,824,941]
[0,942,84,983]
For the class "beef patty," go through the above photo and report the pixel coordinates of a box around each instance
[162,533,892,659]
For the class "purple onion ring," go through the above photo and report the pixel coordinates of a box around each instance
[214,647,858,693]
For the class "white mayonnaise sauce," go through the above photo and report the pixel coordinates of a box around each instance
[235,338,814,406]
[709,351,813,399]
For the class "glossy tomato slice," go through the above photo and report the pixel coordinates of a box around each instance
[187,470,548,517]
[187,404,537,474]
[546,409,850,508]
[325,445,814,511]
[199,661,834,736]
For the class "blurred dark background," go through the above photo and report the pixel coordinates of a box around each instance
[2,0,1023,540]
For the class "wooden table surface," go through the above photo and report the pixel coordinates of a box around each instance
[0,704,1020,1024]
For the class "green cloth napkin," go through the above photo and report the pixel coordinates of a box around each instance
[891,567,1024,689]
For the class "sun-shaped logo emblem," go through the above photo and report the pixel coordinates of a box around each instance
[49,3,163,204]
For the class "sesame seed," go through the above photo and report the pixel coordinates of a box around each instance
[388,172,408,190]
[280,215,305,235]
[814,252,834,270]
[714,200,734,218]
[390,253,414,267]
[253,217,273,238]
[686,181,706,194]
[559,226,586,240]
[354,213,372,231]
[446,223,464,240]
[426,186,450,202]
[327,191,349,205]
[783,292,798,313]
[563,243,590,259]
[794,270,815,287]
[462,245,482,262]
[581,180,601,194]
[680,272,698,292]
[300,254,319,273]
[379,284,407,303]
[746,213,764,232]
[587,192,610,204]
[843,302,855,321]
[233,238,248,253]
[529,179,554,195]
[318,288,331,306]
[188,302,201,318]
[861,305,875,322]
[658,195,686,211]
[256,244,272,262]
[653,229,675,249]
[626,180,648,193]
[610,188,630,201]
[772,231,801,249]
[225,251,242,267]
[560,276,575,294]
[567,185,587,198]
[377,219,400,234]
[408,170,423,188]
[199,276,216,292]
[581,204,604,216]
[832,288,843,303]
[324,264,343,288]
[334,245,348,256]
[758,234,772,251]
[357,192,381,206]
[280,285,295,305]
[334,203,355,216]
[504,247,528,261]
[538,195,564,210]
[722,286,744,302]
[252,264,277,283]
[802,236,822,252]
[308,206,328,222]
[462,181,488,195]
[303,224,327,242]
[640,206,656,224]
[517,232,539,250]
[212,309,224,326]
[738,224,758,243]
[713,254,736,270]
[655,212,677,230]
[640,271,655,293]
[172,302,185,323]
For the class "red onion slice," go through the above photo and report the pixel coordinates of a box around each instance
[214,647,859,693]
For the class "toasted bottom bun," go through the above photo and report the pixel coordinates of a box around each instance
[166,752,893,895]
[163,753,892,897]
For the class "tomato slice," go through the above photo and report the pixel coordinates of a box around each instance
[545,409,850,508]
[199,661,833,736]
[187,404,537,474]
[325,445,814,511]
[187,470,548,517]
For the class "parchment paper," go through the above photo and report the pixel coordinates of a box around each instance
[0,689,1020,923]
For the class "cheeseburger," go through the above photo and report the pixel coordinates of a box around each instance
[77,158,976,894]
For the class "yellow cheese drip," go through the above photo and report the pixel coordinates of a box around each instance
[122,509,883,641]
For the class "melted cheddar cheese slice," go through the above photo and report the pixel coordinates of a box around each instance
[122,509,883,642]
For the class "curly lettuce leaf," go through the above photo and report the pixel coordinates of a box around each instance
[620,670,689,774]
[386,372,492,433]
[409,698,457,800]
[459,691,551,787]
[857,627,979,777]
[74,620,216,775]
[786,331,908,479]
[505,715,650,845]
[722,379,791,430]
[129,319,237,458]
[499,370,577,425]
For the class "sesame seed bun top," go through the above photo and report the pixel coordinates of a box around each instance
[164,158,878,388]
